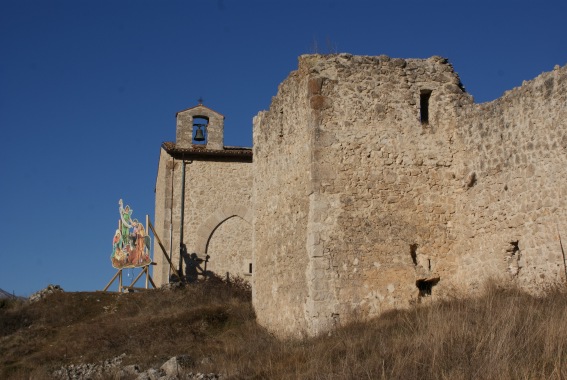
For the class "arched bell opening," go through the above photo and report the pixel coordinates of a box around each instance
[192,116,209,145]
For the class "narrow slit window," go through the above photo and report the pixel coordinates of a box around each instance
[420,90,432,125]
[248,263,253,274]
[410,244,418,265]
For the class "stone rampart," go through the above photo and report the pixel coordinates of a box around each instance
[252,54,567,336]
[451,64,567,291]
[252,66,314,336]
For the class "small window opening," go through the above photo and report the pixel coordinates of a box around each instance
[416,277,440,297]
[465,171,477,188]
[506,240,521,276]
[410,244,418,265]
[420,90,432,125]
[248,263,253,274]
[192,117,209,145]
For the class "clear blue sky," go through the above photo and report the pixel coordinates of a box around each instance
[1,0,566,297]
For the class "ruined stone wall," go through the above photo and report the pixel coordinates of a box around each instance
[252,67,314,336]
[153,153,252,285]
[252,54,567,337]
[451,64,567,291]
[302,54,473,333]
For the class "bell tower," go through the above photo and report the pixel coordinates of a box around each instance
[175,102,225,150]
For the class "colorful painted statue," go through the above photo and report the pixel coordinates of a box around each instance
[119,199,133,245]
[111,199,152,269]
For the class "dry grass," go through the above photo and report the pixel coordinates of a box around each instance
[2,280,567,379]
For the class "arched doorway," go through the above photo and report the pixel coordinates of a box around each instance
[194,206,253,280]
[206,215,252,279]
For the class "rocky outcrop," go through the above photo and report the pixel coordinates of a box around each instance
[29,284,64,303]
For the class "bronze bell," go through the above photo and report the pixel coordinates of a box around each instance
[193,124,206,142]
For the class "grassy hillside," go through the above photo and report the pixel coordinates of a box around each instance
[1,279,567,379]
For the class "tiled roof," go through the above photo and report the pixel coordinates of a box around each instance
[161,142,253,160]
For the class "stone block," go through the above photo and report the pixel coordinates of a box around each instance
[310,95,331,110]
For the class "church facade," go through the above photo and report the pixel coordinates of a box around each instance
[153,104,253,286]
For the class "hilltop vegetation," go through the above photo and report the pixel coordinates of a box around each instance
[1,279,567,379]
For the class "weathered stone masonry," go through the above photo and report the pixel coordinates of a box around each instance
[155,54,566,338]
[252,54,567,337]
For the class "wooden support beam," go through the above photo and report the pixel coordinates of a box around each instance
[148,219,183,281]
[118,270,123,292]
[121,266,157,292]
[103,269,122,292]
[129,267,146,286]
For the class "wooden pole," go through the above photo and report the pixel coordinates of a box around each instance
[122,266,157,291]
[146,214,150,289]
[118,270,123,292]
[145,266,149,289]
[129,267,147,288]
[147,268,157,289]
[102,269,122,292]
[144,266,149,289]
[148,219,183,281]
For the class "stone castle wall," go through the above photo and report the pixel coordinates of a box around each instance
[252,54,567,336]
[252,67,314,336]
[450,64,567,291]
[302,54,472,334]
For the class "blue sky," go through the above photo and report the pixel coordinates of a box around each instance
[1,0,566,296]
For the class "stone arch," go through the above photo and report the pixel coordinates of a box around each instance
[194,205,252,256]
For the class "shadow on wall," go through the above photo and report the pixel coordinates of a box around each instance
[171,244,247,284]
[171,244,213,283]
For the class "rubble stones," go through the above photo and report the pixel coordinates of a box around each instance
[29,284,64,303]
[161,355,195,377]
[52,353,126,379]
[52,354,222,380]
